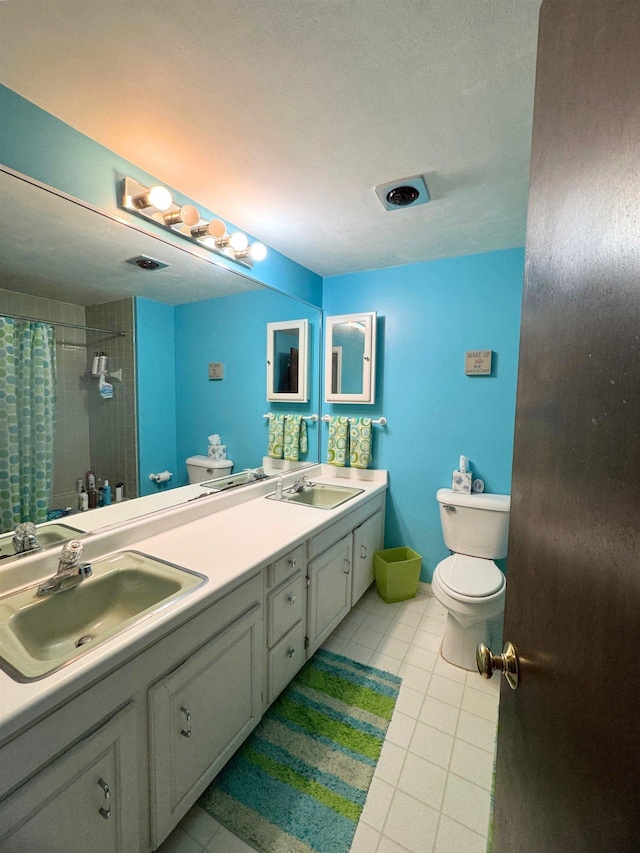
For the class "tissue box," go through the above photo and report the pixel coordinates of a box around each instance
[452,470,473,494]
[208,444,227,460]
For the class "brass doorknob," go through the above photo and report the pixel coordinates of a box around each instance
[476,641,519,690]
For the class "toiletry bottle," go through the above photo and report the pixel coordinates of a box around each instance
[98,352,107,374]
[86,470,95,492]
[115,482,124,502]
[275,475,284,499]
[102,480,112,506]
[88,488,98,509]
[78,488,88,512]
[91,352,99,375]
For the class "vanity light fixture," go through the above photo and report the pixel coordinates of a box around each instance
[121,177,267,269]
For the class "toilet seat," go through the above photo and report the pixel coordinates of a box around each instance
[436,554,505,599]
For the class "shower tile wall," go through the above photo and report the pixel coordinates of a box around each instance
[0,287,91,510]
[86,298,138,501]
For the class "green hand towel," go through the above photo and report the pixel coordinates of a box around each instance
[283,415,307,461]
[349,417,373,469]
[327,415,350,466]
[267,413,286,459]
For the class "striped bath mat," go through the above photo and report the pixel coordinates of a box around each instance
[199,648,401,853]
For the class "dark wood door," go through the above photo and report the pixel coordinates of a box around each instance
[493,1,640,851]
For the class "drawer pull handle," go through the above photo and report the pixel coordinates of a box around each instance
[98,778,111,820]
[288,594,296,605]
[360,545,367,559]
[344,559,351,574]
[180,705,192,738]
[288,558,297,568]
[287,647,296,658]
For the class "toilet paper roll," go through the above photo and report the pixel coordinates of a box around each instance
[149,470,172,483]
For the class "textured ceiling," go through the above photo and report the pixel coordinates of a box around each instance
[0,1,541,277]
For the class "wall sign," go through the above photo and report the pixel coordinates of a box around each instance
[465,350,493,375]
[208,362,224,380]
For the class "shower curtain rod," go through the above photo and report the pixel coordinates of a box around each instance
[0,312,125,337]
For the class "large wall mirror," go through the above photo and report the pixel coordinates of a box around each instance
[0,167,321,561]
[324,312,376,404]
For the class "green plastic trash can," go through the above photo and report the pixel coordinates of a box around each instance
[374,547,422,603]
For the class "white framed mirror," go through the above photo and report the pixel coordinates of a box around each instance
[267,318,309,402]
[324,312,376,404]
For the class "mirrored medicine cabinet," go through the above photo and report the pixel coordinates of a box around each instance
[266,318,309,402]
[324,312,377,404]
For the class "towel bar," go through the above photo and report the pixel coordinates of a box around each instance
[263,413,318,421]
[320,415,387,426]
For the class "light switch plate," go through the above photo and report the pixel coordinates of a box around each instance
[208,362,224,380]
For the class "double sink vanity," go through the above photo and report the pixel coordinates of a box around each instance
[0,466,387,852]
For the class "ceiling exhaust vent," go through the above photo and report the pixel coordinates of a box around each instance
[375,175,430,211]
[126,255,169,271]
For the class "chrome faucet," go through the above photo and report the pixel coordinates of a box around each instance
[13,522,40,554]
[289,474,313,493]
[245,467,268,483]
[36,540,93,596]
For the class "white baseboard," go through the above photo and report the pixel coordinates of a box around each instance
[418,581,433,595]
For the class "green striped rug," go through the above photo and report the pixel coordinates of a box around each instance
[199,648,401,853]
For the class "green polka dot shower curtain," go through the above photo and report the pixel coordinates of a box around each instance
[0,317,57,528]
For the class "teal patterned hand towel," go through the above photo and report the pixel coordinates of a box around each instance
[267,413,286,459]
[350,417,373,469]
[327,415,350,466]
[283,415,307,461]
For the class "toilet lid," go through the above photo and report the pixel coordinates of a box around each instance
[438,554,504,598]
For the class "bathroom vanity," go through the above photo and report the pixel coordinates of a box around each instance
[0,466,386,852]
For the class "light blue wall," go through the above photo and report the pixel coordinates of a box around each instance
[135,298,178,496]
[0,86,322,307]
[174,290,321,485]
[323,249,524,582]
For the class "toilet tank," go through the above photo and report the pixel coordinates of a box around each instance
[186,456,233,484]
[436,488,511,559]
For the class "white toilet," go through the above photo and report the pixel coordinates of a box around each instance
[186,455,233,485]
[431,488,510,671]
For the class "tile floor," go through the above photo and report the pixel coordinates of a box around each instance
[158,587,500,853]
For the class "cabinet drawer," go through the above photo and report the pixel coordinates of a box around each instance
[268,622,305,704]
[268,572,304,647]
[269,544,305,589]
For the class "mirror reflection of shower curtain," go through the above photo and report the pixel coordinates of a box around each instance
[0,317,57,528]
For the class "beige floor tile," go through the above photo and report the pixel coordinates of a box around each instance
[360,777,395,831]
[419,696,460,735]
[349,820,380,852]
[386,710,417,749]
[398,752,447,810]
[409,721,454,770]
[433,815,487,853]
[383,791,439,853]
[461,685,500,722]
[455,711,498,753]
[449,739,495,790]
[427,674,465,707]
[441,774,492,836]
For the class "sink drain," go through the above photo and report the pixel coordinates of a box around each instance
[76,634,95,647]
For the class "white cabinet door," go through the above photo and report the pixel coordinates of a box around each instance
[352,509,384,605]
[0,704,138,853]
[149,603,263,846]
[306,533,352,656]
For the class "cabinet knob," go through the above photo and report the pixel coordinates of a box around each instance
[97,778,111,820]
[180,705,192,738]
[344,559,351,574]
[288,594,296,605]
[287,647,296,658]
[288,558,297,568]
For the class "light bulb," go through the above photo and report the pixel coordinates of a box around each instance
[249,242,267,261]
[191,219,227,240]
[228,231,249,251]
[201,236,217,248]
[163,204,199,227]
[146,185,173,211]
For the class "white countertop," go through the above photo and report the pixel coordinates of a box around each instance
[0,466,387,744]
